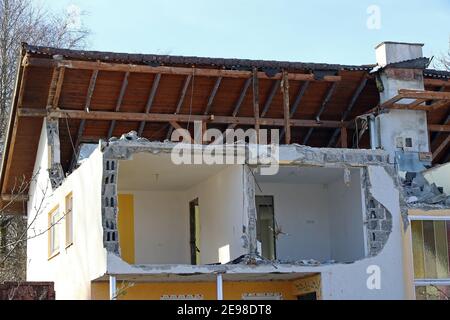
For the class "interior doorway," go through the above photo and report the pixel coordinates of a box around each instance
[189,199,200,265]
[256,196,276,260]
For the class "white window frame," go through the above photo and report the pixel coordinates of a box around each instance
[48,206,61,259]
[65,192,74,248]
[409,215,450,298]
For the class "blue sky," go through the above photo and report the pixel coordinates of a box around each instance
[35,0,449,66]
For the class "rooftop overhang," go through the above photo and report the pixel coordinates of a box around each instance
[1,43,449,213]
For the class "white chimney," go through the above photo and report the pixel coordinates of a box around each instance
[373,42,430,168]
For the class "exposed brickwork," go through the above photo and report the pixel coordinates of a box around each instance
[363,169,393,256]
[102,159,119,254]
[0,282,55,300]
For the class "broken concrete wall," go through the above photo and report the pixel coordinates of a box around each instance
[102,158,119,254]
[362,168,393,256]
[320,165,405,299]
[46,119,65,190]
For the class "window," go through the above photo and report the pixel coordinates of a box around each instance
[48,206,61,258]
[65,193,73,247]
[411,219,450,300]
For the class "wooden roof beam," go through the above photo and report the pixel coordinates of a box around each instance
[428,124,450,132]
[425,79,450,88]
[108,71,130,139]
[166,75,193,141]
[203,77,222,115]
[327,77,368,147]
[282,71,291,144]
[85,70,99,112]
[279,81,310,142]
[232,78,252,117]
[303,82,338,145]
[46,67,65,110]
[70,70,98,169]
[24,56,342,82]
[260,80,281,118]
[252,68,260,140]
[138,74,161,136]
[433,134,450,161]
[18,108,350,129]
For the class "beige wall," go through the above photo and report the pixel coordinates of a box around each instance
[424,163,450,195]
[26,119,107,300]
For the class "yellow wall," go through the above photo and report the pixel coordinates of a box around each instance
[117,194,135,264]
[91,275,321,300]
[401,217,416,300]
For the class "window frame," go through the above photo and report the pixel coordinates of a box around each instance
[48,205,61,260]
[65,192,74,248]
[409,215,450,299]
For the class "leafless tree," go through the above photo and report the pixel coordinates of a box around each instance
[434,36,450,71]
[0,0,90,133]
[0,0,90,286]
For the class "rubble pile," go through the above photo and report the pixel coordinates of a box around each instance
[403,172,450,206]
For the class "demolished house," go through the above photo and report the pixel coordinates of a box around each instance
[0,41,449,300]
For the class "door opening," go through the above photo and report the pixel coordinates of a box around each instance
[189,199,200,265]
[256,196,276,260]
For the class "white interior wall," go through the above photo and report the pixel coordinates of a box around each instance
[257,183,331,261]
[256,168,365,263]
[119,165,246,265]
[183,165,246,265]
[27,119,107,300]
[327,169,366,262]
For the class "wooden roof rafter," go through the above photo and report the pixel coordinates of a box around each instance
[69,69,99,169]
[327,76,368,147]
[381,89,450,111]
[107,71,130,139]
[166,74,193,140]
[138,73,162,136]
[46,67,65,110]
[303,82,339,145]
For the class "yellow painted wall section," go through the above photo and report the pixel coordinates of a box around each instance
[91,276,321,300]
[118,194,135,264]
[402,217,416,300]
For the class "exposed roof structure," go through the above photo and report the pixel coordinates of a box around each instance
[1,43,450,211]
